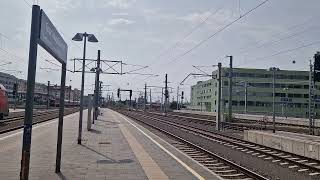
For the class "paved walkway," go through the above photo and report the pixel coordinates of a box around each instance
[0,108,220,180]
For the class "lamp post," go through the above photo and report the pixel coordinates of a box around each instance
[269,67,280,133]
[72,32,98,145]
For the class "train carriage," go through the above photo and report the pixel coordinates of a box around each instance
[0,84,9,120]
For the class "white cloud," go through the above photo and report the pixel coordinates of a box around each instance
[108,18,135,26]
[179,11,212,24]
[112,12,129,16]
[105,0,136,9]
[178,9,237,27]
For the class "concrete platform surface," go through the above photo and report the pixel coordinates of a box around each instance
[244,130,320,160]
[0,108,220,180]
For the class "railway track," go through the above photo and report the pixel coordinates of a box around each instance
[116,109,320,180]
[160,111,320,135]
[0,108,79,134]
[171,111,320,129]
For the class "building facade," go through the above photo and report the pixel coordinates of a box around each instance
[0,71,81,105]
[190,67,320,118]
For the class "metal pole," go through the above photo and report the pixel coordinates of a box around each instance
[129,91,132,110]
[244,82,247,114]
[216,62,222,131]
[20,5,40,180]
[228,56,233,122]
[144,83,147,111]
[55,63,66,173]
[176,86,179,110]
[165,74,168,115]
[87,94,93,131]
[47,81,50,109]
[93,50,101,123]
[309,60,313,135]
[99,81,102,107]
[77,33,87,145]
[161,88,163,112]
[149,88,152,110]
[272,69,276,133]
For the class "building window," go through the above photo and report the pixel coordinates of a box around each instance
[248,101,254,106]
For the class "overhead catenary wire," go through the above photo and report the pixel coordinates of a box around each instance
[239,26,317,55]
[154,6,224,61]
[129,5,225,83]
[235,39,320,68]
[236,16,316,54]
[164,0,270,66]
[22,0,32,7]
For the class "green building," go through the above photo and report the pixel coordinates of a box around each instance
[190,67,320,118]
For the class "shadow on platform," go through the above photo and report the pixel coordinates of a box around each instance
[89,129,102,134]
[57,172,67,180]
[80,144,134,164]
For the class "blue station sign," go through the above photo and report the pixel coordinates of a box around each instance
[38,10,68,64]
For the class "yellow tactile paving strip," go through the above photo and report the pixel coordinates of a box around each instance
[113,113,170,180]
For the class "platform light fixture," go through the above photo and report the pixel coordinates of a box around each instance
[72,32,98,145]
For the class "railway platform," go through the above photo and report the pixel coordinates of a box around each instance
[0,108,220,180]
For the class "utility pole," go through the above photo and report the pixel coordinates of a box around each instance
[270,68,277,133]
[181,91,184,108]
[216,63,222,131]
[47,81,50,109]
[165,74,168,115]
[144,83,147,111]
[244,82,247,114]
[272,69,275,133]
[161,88,164,112]
[93,50,101,123]
[149,88,152,110]
[129,90,132,110]
[176,86,179,110]
[227,56,233,122]
[99,81,102,107]
[309,59,315,135]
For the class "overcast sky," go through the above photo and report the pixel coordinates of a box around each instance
[0,0,319,101]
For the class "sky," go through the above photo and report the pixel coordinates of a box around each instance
[0,0,320,102]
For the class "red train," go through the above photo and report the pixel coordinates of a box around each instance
[0,84,9,120]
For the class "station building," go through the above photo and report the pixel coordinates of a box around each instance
[0,71,81,105]
[190,67,320,118]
